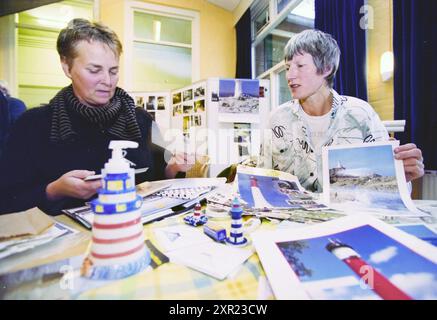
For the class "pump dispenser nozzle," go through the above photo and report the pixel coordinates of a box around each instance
[105,140,139,174]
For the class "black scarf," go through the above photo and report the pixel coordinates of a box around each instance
[49,85,142,143]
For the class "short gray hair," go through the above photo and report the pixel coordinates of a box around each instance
[284,29,340,88]
[57,18,122,67]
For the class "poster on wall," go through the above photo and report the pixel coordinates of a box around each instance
[218,79,259,114]
[214,79,261,123]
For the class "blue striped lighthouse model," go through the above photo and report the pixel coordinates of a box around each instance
[81,141,150,280]
[225,197,248,246]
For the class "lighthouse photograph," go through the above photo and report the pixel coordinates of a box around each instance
[322,142,421,215]
[218,79,260,114]
[274,224,437,300]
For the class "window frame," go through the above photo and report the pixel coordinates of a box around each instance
[123,1,200,92]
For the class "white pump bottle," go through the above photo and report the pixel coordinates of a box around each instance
[103,141,138,186]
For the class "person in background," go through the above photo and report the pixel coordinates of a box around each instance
[0,19,191,215]
[0,80,27,125]
[260,29,424,192]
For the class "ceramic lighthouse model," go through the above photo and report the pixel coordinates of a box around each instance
[226,197,248,246]
[82,141,150,280]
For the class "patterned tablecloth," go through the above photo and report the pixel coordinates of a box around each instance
[1,200,436,300]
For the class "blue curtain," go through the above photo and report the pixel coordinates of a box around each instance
[393,0,437,170]
[315,0,367,100]
[235,8,252,79]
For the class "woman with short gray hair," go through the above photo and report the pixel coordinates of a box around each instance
[260,29,423,192]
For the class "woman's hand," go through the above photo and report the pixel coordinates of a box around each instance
[394,143,425,182]
[46,170,102,201]
[165,152,195,179]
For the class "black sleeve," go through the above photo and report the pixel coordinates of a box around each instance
[0,109,67,215]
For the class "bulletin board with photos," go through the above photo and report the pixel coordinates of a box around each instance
[171,81,207,140]
[128,91,171,134]
[170,78,270,177]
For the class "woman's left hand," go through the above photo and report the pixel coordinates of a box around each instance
[394,143,425,182]
[165,152,195,178]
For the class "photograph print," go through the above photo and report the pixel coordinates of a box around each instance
[135,96,145,108]
[157,96,166,110]
[183,89,193,102]
[172,92,182,105]
[275,223,437,300]
[146,96,156,111]
[218,79,259,114]
[194,99,205,113]
[322,142,421,216]
[237,167,319,210]
[194,85,205,98]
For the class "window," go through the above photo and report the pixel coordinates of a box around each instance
[252,0,314,105]
[16,0,94,108]
[126,3,199,92]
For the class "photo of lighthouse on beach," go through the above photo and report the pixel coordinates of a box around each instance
[236,166,325,210]
[322,141,422,216]
[252,216,437,300]
[218,79,259,114]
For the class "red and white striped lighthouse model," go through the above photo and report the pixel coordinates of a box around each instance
[326,239,412,300]
[81,141,150,280]
[249,176,270,209]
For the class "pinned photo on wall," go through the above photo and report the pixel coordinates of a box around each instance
[194,86,205,98]
[135,96,145,108]
[194,99,205,113]
[218,79,259,114]
[146,96,156,111]
[157,96,166,110]
[172,104,182,116]
[183,116,190,132]
[173,92,182,105]
[183,89,193,102]
[183,104,193,114]
[259,86,267,98]
[193,115,201,127]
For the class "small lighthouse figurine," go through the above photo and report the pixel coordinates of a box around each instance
[81,141,150,280]
[226,197,248,246]
[184,202,208,226]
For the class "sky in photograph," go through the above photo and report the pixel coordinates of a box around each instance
[328,144,396,177]
[219,79,259,97]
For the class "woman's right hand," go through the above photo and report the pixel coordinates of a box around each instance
[46,170,102,201]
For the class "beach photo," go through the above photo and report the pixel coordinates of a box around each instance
[218,79,259,114]
[324,143,412,213]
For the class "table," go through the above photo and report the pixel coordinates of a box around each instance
[1,200,436,299]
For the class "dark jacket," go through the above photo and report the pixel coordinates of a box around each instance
[0,91,10,159]
[0,104,167,215]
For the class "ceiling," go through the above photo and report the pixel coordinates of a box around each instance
[0,0,62,17]
[206,0,242,12]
